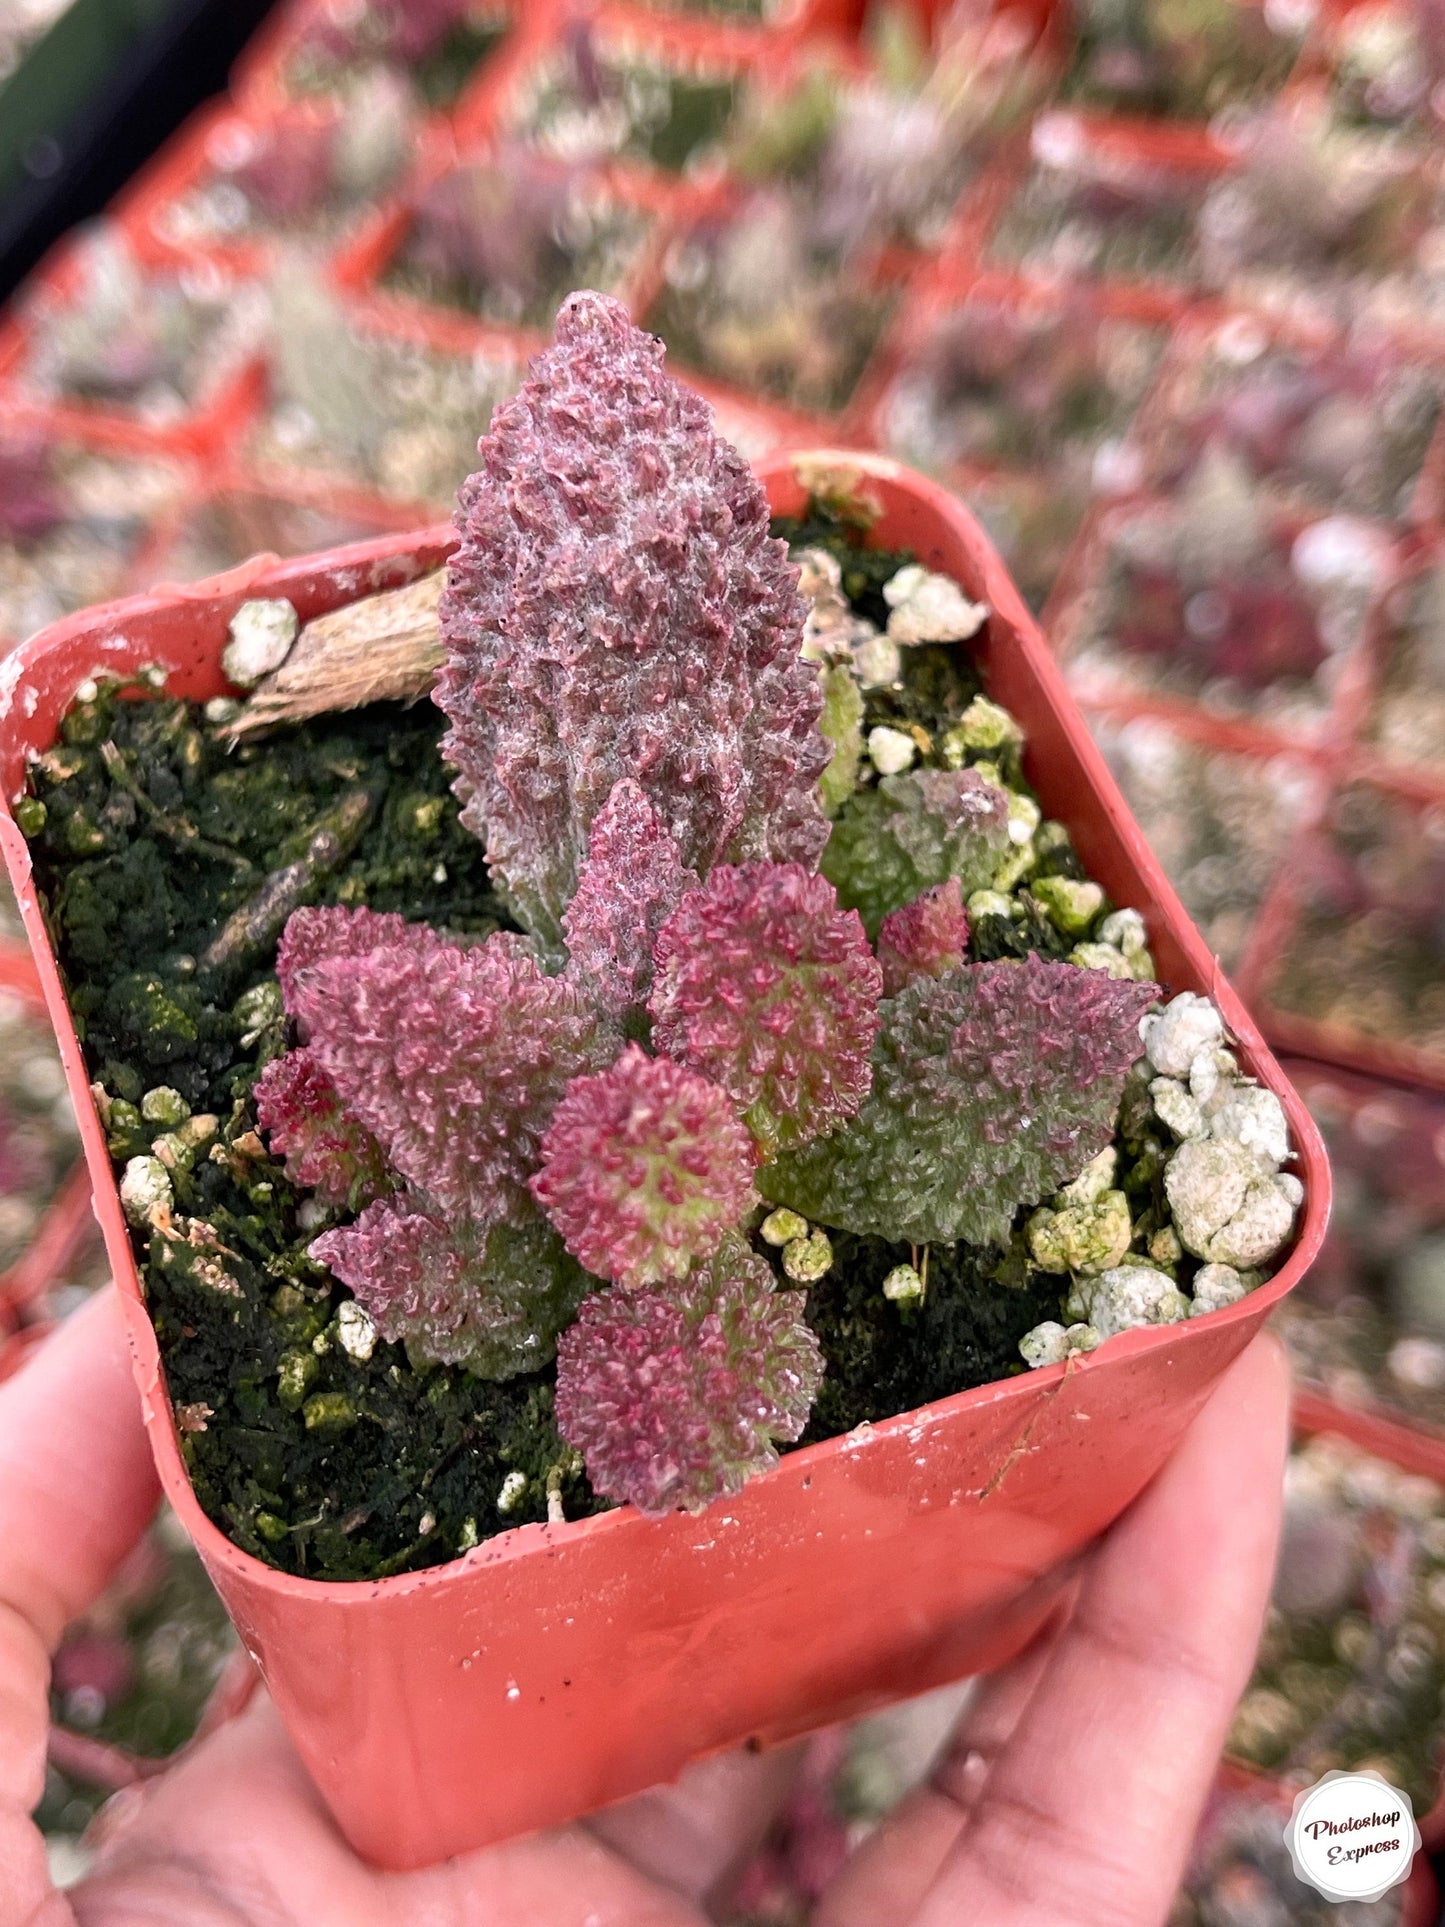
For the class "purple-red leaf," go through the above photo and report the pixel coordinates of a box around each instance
[875,878,970,997]
[562,778,695,1011]
[531,1043,755,1287]
[650,861,882,1154]
[284,910,613,1223]
[312,1194,588,1380]
[436,290,828,943]
[554,1238,823,1515]
[253,1047,391,1210]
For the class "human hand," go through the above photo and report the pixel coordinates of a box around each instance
[1,1289,1288,1927]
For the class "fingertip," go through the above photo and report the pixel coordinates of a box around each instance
[0,1287,160,1646]
[1207,1327,1293,1453]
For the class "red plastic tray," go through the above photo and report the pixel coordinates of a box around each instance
[113,95,434,282]
[0,238,266,465]
[1290,1389,1445,1854]
[231,0,538,123]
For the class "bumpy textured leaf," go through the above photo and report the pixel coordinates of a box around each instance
[821,769,1011,936]
[761,955,1158,1246]
[562,778,696,1013]
[311,1195,589,1379]
[875,878,969,998]
[436,291,828,943]
[554,1238,823,1515]
[649,862,882,1155]
[284,911,614,1223]
[818,663,864,817]
[276,904,442,1023]
[531,1044,755,1287]
[253,1047,391,1210]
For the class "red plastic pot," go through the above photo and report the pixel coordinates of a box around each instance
[123,466,428,599]
[1348,535,1445,791]
[974,109,1232,326]
[0,934,43,1007]
[0,449,1330,1869]
[0,952,95,1367]
[467,3,764,165]
[863,259,1172,489]
[0,1159,96,1338]
[1125,306,1445,531]
[113,94,432,284]
[330,138,687,357]
[1047,484,1401,747]
[1272,1056,1445,1437]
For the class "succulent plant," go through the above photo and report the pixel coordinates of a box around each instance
[561,779,696,1015]
[0,433,64,542]
[1195,101,1431,289]
[308,0,473,65]
[252,1047,391,1211]
[279,907,611,1223]
[227,120,340,224]
[392,147,650,332]
[553,1238,823,1516]
[312,1196,588,1378]
[821,768,1011,937]
[874,878,969,996]
[277,902,426,1011]
[231,294,1300,1522]
[530,1044,756,1288]
[649,862,882,1155]
[436,292,828,944]
[762,955,1157,1247]
[402,152,574,307]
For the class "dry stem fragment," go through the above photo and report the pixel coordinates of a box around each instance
[230,569,446,736]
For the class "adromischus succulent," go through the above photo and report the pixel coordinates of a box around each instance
[312,1196,588,1379]
[252,1048,391,1211]
[277,903,434,1012]
[874,878,969,996]
[761,955,1158,1247]
[561,779,696,1014]
[278,907,612,1222]
[530,1045,756,1288]
[554,1239,823,1516]
[240,293,1299,1519]
[822,767,1012,936]
[436,292,829,944]
[648,862,882,1156]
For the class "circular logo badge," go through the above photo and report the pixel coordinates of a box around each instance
[1284,1770,1421,1904]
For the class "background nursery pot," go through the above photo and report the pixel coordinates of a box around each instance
[0,449,1330,1870]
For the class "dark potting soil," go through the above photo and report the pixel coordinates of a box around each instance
[19,518,1060,1581]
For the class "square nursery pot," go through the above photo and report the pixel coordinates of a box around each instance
[0,449,1331,1869]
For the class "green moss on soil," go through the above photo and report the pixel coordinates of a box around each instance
[799,1234,1057,1443]
[21,520,1100,1582]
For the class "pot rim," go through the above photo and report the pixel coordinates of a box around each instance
[0,447,1331,1605]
